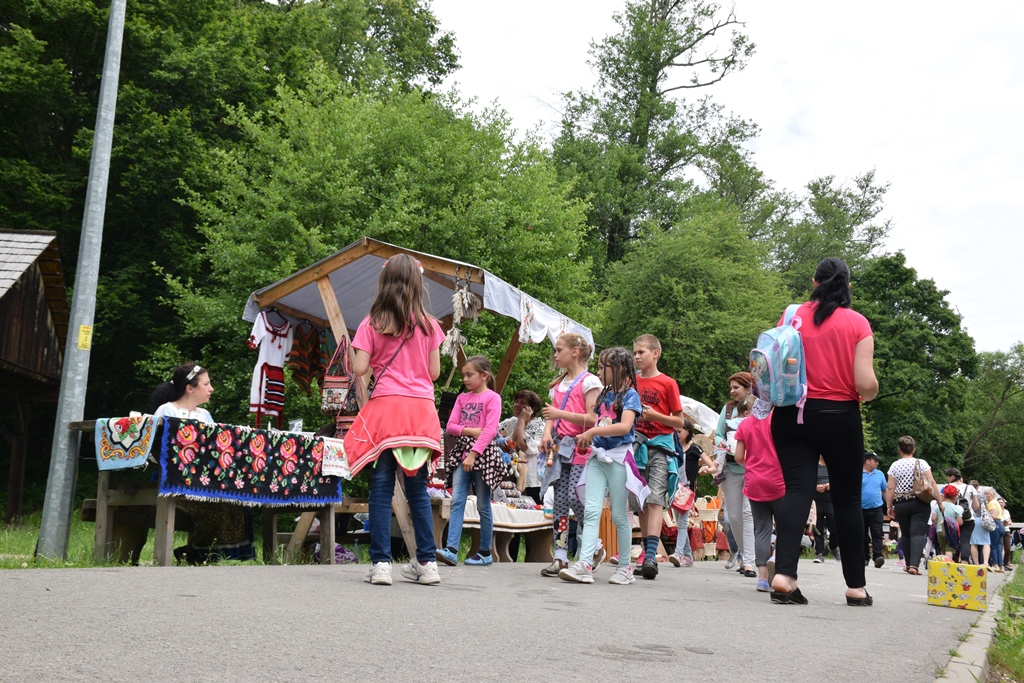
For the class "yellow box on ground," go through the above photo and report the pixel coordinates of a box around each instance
[927,559,988,611]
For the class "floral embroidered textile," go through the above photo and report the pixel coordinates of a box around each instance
[95,416,157,470]
[159,418,343,506]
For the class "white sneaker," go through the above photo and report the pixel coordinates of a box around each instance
[608,567,635,585]
[592,546,607,571]
[668,552,682,567]
[365,562,392,585]
[401,560,441,585]
[558,560,594,584]
[725,554,739,570]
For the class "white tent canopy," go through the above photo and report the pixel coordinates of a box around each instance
[242,237,593,391]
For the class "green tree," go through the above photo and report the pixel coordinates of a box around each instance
[0,0,459,418]
[854,253,976,464]
[759,171,892,296]
[552,0,755,268]
[957,345,1024,511]
[167,66,594,422]
[599,209,789,407]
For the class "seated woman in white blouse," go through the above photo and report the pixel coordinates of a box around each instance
[146,362,254,563]
[147,362,215,424]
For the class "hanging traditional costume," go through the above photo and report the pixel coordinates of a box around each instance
[248,311,293,428]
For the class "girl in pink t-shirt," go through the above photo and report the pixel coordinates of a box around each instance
[344,254,445,587]
[734,399,785,593]
[538,333,602,576]
[437,355,505,567]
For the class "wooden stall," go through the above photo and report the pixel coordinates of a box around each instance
[243,237,594,557]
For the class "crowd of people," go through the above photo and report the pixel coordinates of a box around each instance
[160,254,1016,602]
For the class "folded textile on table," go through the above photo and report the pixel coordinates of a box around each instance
[95,416,158,471]
[320,436,348,478]
[159,418,343,506]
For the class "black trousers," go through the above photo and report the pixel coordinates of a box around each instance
[893,498,931,569]
[959,519,975,564]
[863,504,885,560]
[813,497,838,556]
[772,399,866,588]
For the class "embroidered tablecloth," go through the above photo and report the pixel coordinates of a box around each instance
[158,418,343,506]
[95,416,158,471]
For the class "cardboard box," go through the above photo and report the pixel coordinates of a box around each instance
[927,560,988,611]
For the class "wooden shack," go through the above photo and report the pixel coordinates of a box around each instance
[0,229,69,523]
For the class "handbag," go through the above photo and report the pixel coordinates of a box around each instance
[321,337,358,415]
[913,458,935,504]
[979,505,997,532]
[670,482,696,514]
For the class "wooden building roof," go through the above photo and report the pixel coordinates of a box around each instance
[0,230,69,392]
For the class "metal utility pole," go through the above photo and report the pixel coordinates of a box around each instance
[37,0,127,559]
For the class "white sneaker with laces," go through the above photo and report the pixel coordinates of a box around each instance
[558,560,594,584]
[592,546,607,571]
[401,560,441,585]
[365,562,392,585]
[609,567,635,585]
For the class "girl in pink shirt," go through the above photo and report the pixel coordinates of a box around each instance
[734,399,785,593]
[344,254,445,587]
[437,356,505,567]
[538,333,602,576]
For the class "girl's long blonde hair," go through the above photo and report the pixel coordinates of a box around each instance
[549,333,593,389]
[369,254,434,338]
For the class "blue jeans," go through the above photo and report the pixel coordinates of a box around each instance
[368,450,436,564]
[990,521,1005,567]
[446,467,493,553]
[674,509,692,559]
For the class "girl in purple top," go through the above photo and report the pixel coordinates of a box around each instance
[438,356,505,566]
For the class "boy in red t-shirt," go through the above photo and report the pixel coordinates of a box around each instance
[631,334,685,579]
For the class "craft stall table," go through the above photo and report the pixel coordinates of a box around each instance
[81,416,347,566]
[454,496,553,563]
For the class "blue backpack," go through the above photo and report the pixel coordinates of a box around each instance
[750,304,807,423]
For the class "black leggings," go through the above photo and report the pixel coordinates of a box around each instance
[772,399,866,588]
[893,498,931,569]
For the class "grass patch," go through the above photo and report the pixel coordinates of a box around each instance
[988,548,1024,682]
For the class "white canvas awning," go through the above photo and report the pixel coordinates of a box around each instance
[242,237,593,392]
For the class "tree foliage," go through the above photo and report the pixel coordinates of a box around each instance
[599,209,789,406]
[170,66,593,421]
[855,253,976,463]
[552,0,756,267]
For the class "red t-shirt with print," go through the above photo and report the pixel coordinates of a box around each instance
[635,372,683,437]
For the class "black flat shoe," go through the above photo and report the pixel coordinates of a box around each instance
[742,568,757,578]
[770,588,808,605]
[846,591,873,607]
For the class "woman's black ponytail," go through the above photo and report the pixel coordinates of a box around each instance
[809,257,852,326]
[146,362,204,413]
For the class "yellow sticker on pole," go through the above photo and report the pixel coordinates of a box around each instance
[77,325,93,350]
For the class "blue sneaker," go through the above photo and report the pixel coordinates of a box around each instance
[435,548,458,566]
[756,578,772,592]
[464,553,493,566]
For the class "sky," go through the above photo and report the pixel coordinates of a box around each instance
[428,0,1024,353]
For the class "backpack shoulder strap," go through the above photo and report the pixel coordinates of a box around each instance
[782,303,803,330]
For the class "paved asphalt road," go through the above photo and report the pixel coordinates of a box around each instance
[0,557,1004,682]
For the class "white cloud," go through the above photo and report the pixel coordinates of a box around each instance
[430,0,1024,351]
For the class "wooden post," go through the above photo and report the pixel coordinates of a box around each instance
[2,393,30,525]
[93,471,111,561]
[262,510,278,564]
[153,496,176,566]
[285,512,317,562]
[493,334,522,395]
[315,275,418,555]
[319,506,336,564]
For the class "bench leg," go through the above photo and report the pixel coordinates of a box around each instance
[154,496,176,567]
[493,531,513,563]
[93,471,112,562]
[320,506,336,565]
[524,529,554,562]
[262,510,278,564]
[285,512,317,563]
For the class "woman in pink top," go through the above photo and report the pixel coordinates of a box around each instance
[344,254,445,587]
[437,356,505,567]
[769,258,879,607]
